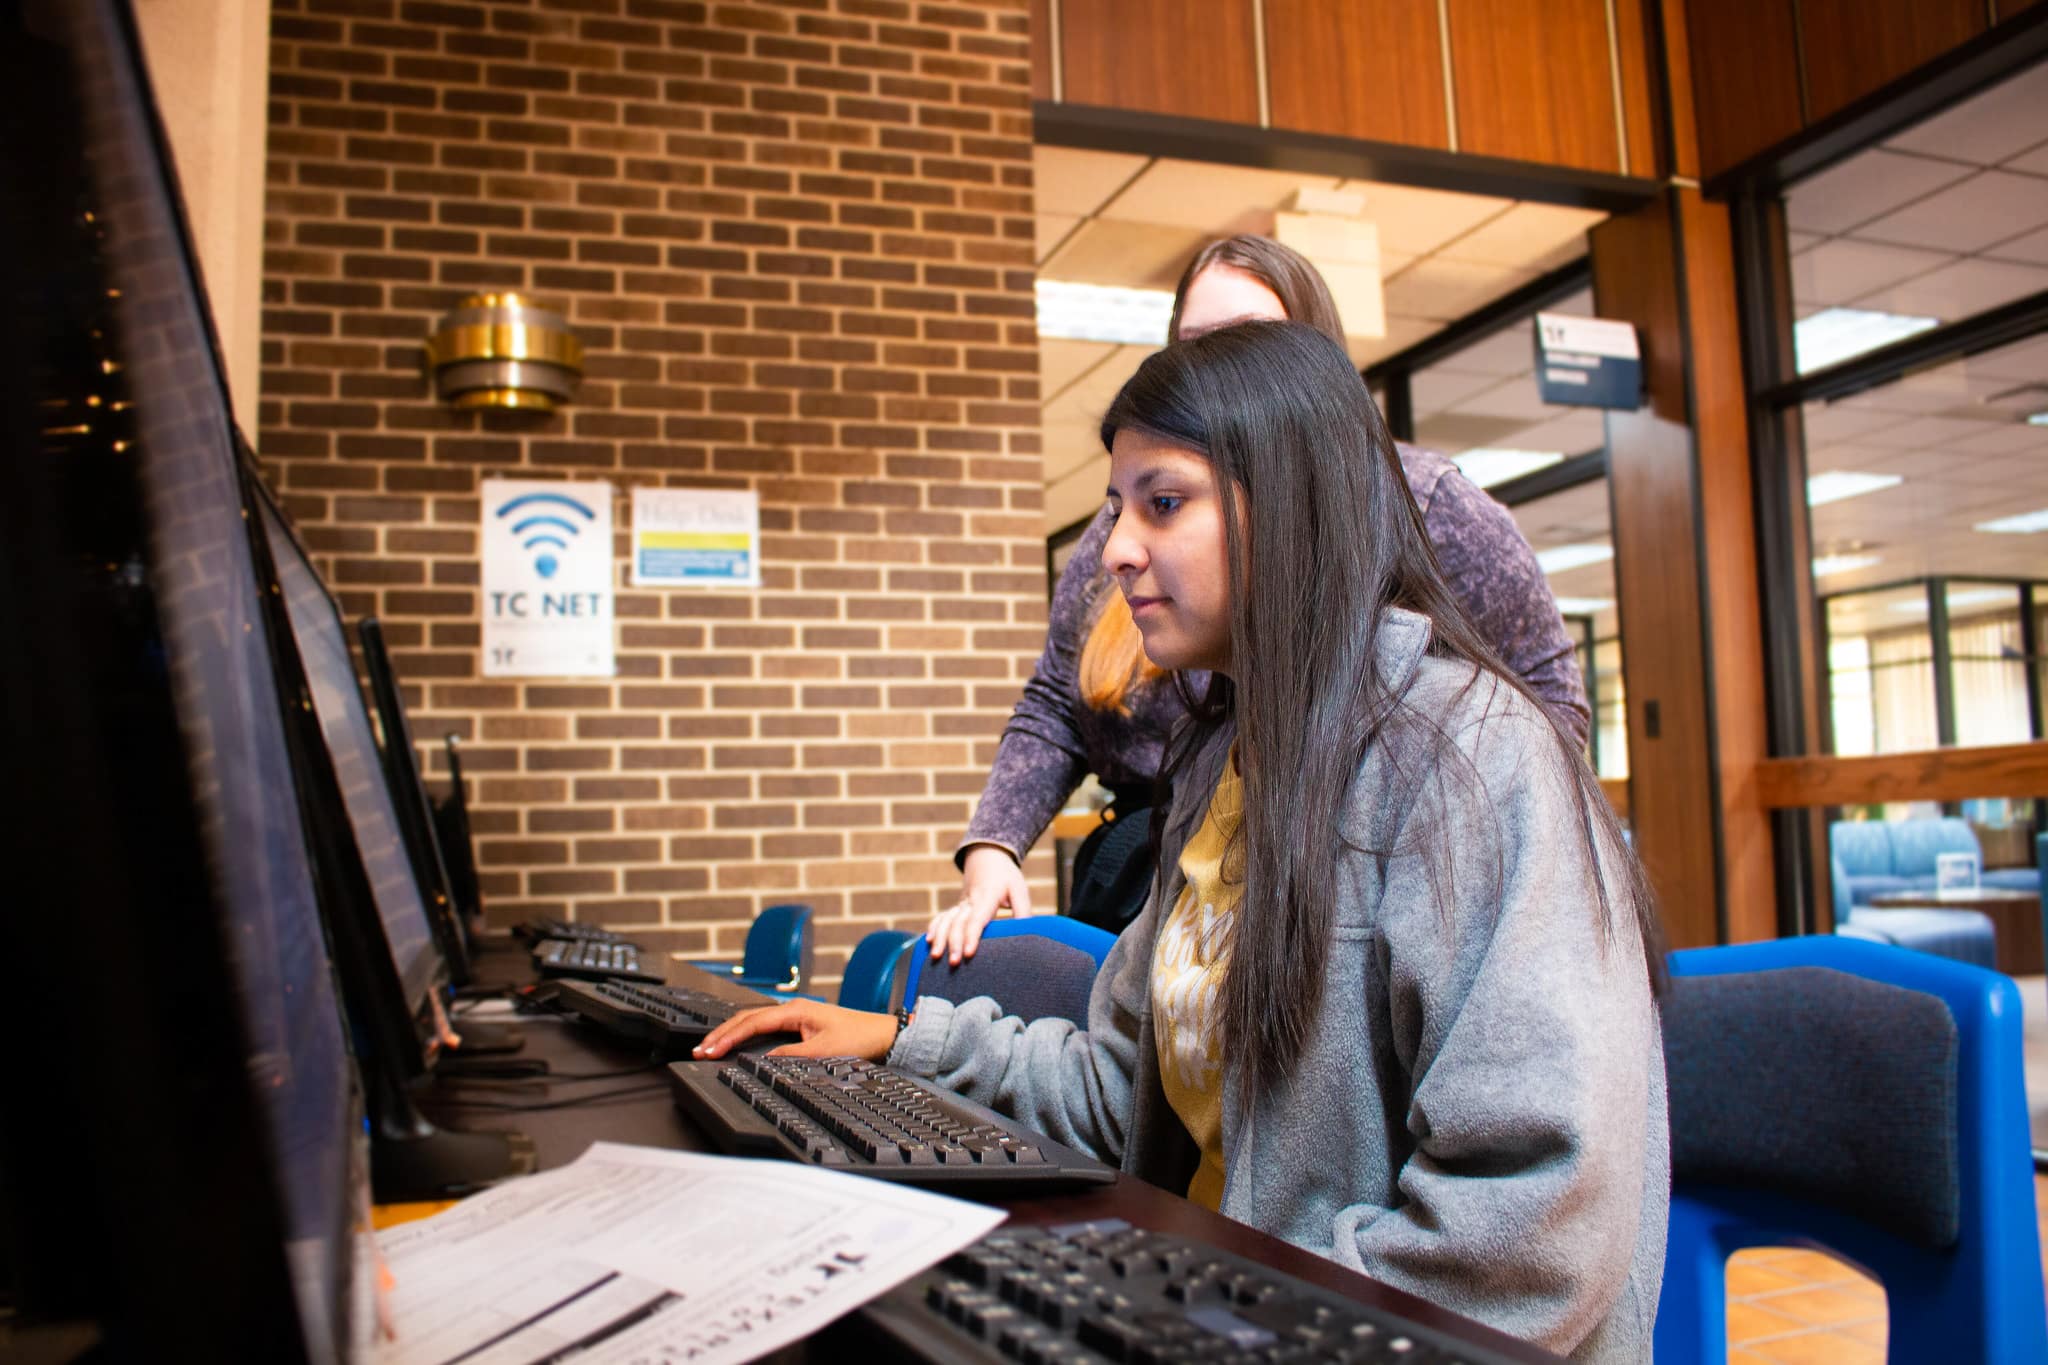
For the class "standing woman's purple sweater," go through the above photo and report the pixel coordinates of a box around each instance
[959,443,1591,866]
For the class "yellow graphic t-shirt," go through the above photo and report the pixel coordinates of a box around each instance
[1150,750,1243,1211]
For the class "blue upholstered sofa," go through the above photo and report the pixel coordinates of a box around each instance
[1831,855,1997,970]
[1830,817,2042,903]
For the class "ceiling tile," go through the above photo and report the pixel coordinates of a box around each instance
[1884,62,2048,167]
[1790,237,1951,308]
[2008,139,2048,177]
[1984,222,2048,266]
[1501,407,1608,456]
[1039,218,1213,290]
[1785,149,1974,236]
[1856,170,2048,255]
[1034,212,1081,264]
[1038,337,1119,400]
[1099,158,1343,234]
[1033,145,1149,217]
[1384,258,1538,322]
[1852,413,1999,451]
[1412,411,1540,456]
[1801,403,1902,444]
[1451,374,1554,421]
[1333,179,1515,256]
[1410,366,1503,417]
[1424,317,1541,377]
[1045,452,1111,534]
[1854,256,2048,322]
[1436,202,1607,270]
[1345,313,1438,369]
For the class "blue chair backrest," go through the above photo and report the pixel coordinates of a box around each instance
[902,917,1118,1024]
[742,902,813,991]
[1829,856,1856,915]
[838,929,916,1013]
[1829,819,1895,877]
[1890,816,1981,880]
[1655,935,2045,1364]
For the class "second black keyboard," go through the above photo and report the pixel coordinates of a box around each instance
[667,1053,1116,1190]
[516,916,640,947]
[532,937,664,983]
[552,978,746,1052]
[848,1219,1526,1364]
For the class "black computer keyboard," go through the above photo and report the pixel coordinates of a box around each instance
[516,916,639,947]
[666,1054,1116,1190]
[532,937,664,983]
[551,978,745,1052]
[850,1219,1522,1364]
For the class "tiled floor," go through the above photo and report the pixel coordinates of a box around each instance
[1720,969,2048,1363]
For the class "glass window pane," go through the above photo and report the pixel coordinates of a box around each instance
[1948,583,2028,747]
[1508,474,1623,775]
[1825,585,1937,754]
[1409,287,1603,489]
[1784,61,2048,375]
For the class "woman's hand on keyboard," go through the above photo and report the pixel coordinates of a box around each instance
[692,1000,900,1062]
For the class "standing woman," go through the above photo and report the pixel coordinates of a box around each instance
[698,322,1668,1362]
[931,234,1589,959]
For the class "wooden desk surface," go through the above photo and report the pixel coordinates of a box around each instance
[408,941,1556,1363]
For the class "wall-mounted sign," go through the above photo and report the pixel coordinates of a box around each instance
[631,486,761,588]
[1534,312,1642,410]
[481,477,615,678]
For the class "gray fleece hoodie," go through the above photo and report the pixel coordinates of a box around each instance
[890,608,1668,1362]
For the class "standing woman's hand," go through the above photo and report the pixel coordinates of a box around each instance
[925,845,1033,965]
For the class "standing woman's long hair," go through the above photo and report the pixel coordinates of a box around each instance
[1101,320,1661,1112]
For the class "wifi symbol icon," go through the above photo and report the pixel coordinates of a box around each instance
[495,489,597,580]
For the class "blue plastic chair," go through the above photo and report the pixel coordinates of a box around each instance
[902,916,1118,1007]
[838,929,917,1014]
[687,902,814,995]
[900,917,1119,1025]
[1656,935,2045,1364]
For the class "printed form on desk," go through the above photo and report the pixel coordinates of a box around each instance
[373,1141,1006,1365]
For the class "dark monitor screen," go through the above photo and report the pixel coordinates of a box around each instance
[0,0,361,1356]
[262,493,443,1014]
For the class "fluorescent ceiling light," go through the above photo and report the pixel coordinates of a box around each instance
[1535,542,1614,575]
[1975,507,2048,534]
[1035,279,1173,346]
[1889,588,2014,615]
[1553,596,1615,614]
[1807,470,1903,506]
[1793,307,1940,374]
[1812,553,1882,577]
[1452,449,1564,488]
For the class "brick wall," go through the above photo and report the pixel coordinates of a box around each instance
[258,0,1045,985]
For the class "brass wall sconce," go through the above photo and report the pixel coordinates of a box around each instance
[425,293,584,411]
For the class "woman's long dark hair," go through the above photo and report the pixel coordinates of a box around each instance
[1101,320,1662,1112]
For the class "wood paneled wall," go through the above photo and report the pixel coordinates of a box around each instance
[1263,0,1449,150]
[1058,0,1261,125]
[1447,0,1619,172]
[1685,0,2042,181]
[1592,195,1721,949]
[1043,0,1663,177]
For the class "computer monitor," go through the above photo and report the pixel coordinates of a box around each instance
[257,483,446,1018]
[357,613,481,978]
[0,0,363,1356]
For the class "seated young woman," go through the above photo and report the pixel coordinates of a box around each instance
[695,321,1669,1362]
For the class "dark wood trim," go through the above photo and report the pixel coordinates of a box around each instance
[1600,777,1631,820]
[1760,288,2048,409]
[1757,741,2048,808]
[1488,449,1607,506]
[1031,102,1661,213]
[1361,259,1593,385]
[1381,369,1414,445]
[1700,1,2048,199]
